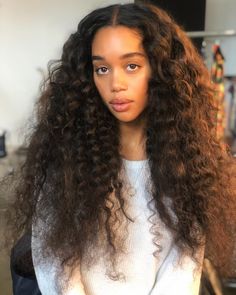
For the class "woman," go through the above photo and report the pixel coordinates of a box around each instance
[7,3,236,295]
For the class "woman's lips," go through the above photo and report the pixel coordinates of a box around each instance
[109,99,133,112]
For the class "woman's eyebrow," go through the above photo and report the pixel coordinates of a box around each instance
[92,52,146,61]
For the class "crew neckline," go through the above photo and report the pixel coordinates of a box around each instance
[122,157,149,169]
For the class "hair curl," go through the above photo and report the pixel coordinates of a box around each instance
[5,2,236,290]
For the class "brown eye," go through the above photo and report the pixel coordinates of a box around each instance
[95,66,109,75]
[127,64,140,71]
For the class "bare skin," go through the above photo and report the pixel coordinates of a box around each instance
[119,117,147,161]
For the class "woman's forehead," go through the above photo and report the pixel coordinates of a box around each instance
[91,26,144,56]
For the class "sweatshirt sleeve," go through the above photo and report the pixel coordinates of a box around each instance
[32,218,87,295]
[150,245,204,295]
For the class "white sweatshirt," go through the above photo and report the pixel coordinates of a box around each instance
[32,159,204,295]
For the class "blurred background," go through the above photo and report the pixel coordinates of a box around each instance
[1,0,236,294]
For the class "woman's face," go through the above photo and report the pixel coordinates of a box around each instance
[91,25,151,123]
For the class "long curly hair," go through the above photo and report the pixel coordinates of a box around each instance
[6,2,236,288]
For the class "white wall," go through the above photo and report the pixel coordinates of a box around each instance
[0,0,133,148]
[204,0,236,76]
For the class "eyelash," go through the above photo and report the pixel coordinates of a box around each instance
[94,64,140,75]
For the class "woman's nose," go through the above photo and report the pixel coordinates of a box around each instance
[110,70,128,92]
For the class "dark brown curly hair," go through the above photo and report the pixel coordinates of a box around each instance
[5,2,236,290]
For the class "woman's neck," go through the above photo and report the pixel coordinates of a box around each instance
[119,119,147,161]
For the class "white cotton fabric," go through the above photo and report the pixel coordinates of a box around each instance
[32,158,204,295]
